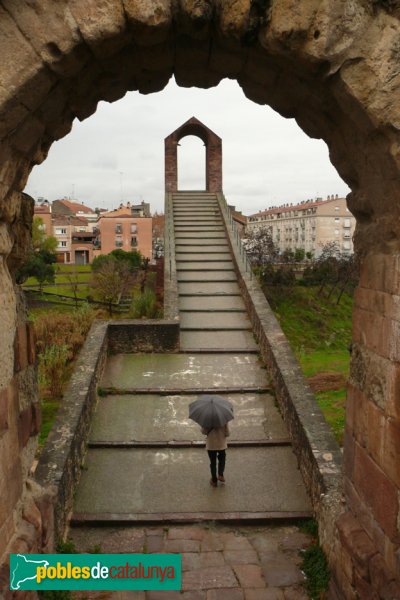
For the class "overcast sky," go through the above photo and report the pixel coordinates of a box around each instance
[25,78,349,216]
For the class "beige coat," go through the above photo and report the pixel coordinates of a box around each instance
[201,424,230,450]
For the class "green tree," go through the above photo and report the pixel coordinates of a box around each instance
[92,249,143,273]
[32,217,58,254]
[17,252,55,291]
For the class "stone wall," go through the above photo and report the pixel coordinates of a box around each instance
[108,320,180,353]
[35,320,109,542]
[217,194,344,555]
[0,2,399,598]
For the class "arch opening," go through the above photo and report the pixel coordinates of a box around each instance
[177,135,206,191]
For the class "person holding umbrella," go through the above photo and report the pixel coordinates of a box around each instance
[188,394,234,487]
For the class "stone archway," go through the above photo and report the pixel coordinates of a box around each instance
[164,116,222,192]
[1,2,400,598]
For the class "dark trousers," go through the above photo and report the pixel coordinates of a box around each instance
[208,450,226,482]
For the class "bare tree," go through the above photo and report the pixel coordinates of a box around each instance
[243,227,278,266]
[91,258,132,316]
[66,269,80,308]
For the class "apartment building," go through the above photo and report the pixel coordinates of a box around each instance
[93,205,152,259]
[247,195,355,256]
[53,216,95,264]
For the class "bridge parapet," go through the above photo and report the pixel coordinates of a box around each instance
[217,192,344,557]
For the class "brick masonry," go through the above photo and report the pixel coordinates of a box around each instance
[165,117,222,193]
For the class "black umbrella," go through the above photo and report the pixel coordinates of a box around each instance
[188,394,234,429]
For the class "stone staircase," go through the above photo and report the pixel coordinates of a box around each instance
[70,191,311,527]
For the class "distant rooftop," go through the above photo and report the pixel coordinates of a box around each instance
[249,195,344,218]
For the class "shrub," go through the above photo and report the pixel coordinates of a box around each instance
[130,289,159,318]
[38,344,69,397]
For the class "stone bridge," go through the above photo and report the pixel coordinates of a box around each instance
[0,2,400,599]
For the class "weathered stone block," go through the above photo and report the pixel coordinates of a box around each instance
[0,513,15,559]
[14,323,28,374]
[31,402,41,436]
[69,0,128,58]
[352,306,399,361]
[26,321,36,366]
[0,457,23,528]
[369,553,392,593]
[2,0,85,76]
[0,385,9,433]
[122,0,172,45]
[354,570,379,600]
[337,511,377,579]
[346,384,368,447]
[18,405,33,448]
[353,442,399,541]
[359,254,400,297]
[10,114,46,155]
[0,6,43,103]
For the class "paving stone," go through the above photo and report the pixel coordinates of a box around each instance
[282,586,309,599]
[233,565,266,588]
[244,589,285,600]
[223,550,259,565]
[221,533,254,552]
[200,533,225,552]
[249,534,281,555]
[182,551,225,571]
[164,539,201,553]
[146,592,185,600]
[207,589,244,600]
[260,556,305,587]
[183,566,238,590]
[279,531,312,552]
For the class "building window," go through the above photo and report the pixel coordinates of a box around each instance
[335,206,339,211]
[55,228,67,234]
[115,238,123,247]
[115,224,122,234]
[131,237,138,247]
[335,229,339,235]
[335,217,340,223]
[344,219,351,228]
[343,241,351,250]
[59,241,67,247]
[131,224,138,234]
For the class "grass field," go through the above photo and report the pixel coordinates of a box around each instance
[264,284,353,444]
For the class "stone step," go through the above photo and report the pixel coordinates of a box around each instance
[101,353,268,391]
[89,392,287,444]
[178,281,242,295]
[175,227,225,233]
[179,330,258,352]
[173,220,223,225]
[179,312,251,330]
[72,446,312,522]
[176,253,232,260]
[175,245,230,251]
[177,272,237,282]
[176,262,234,270]
[179,296,246,311]
[175,233,227,239]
